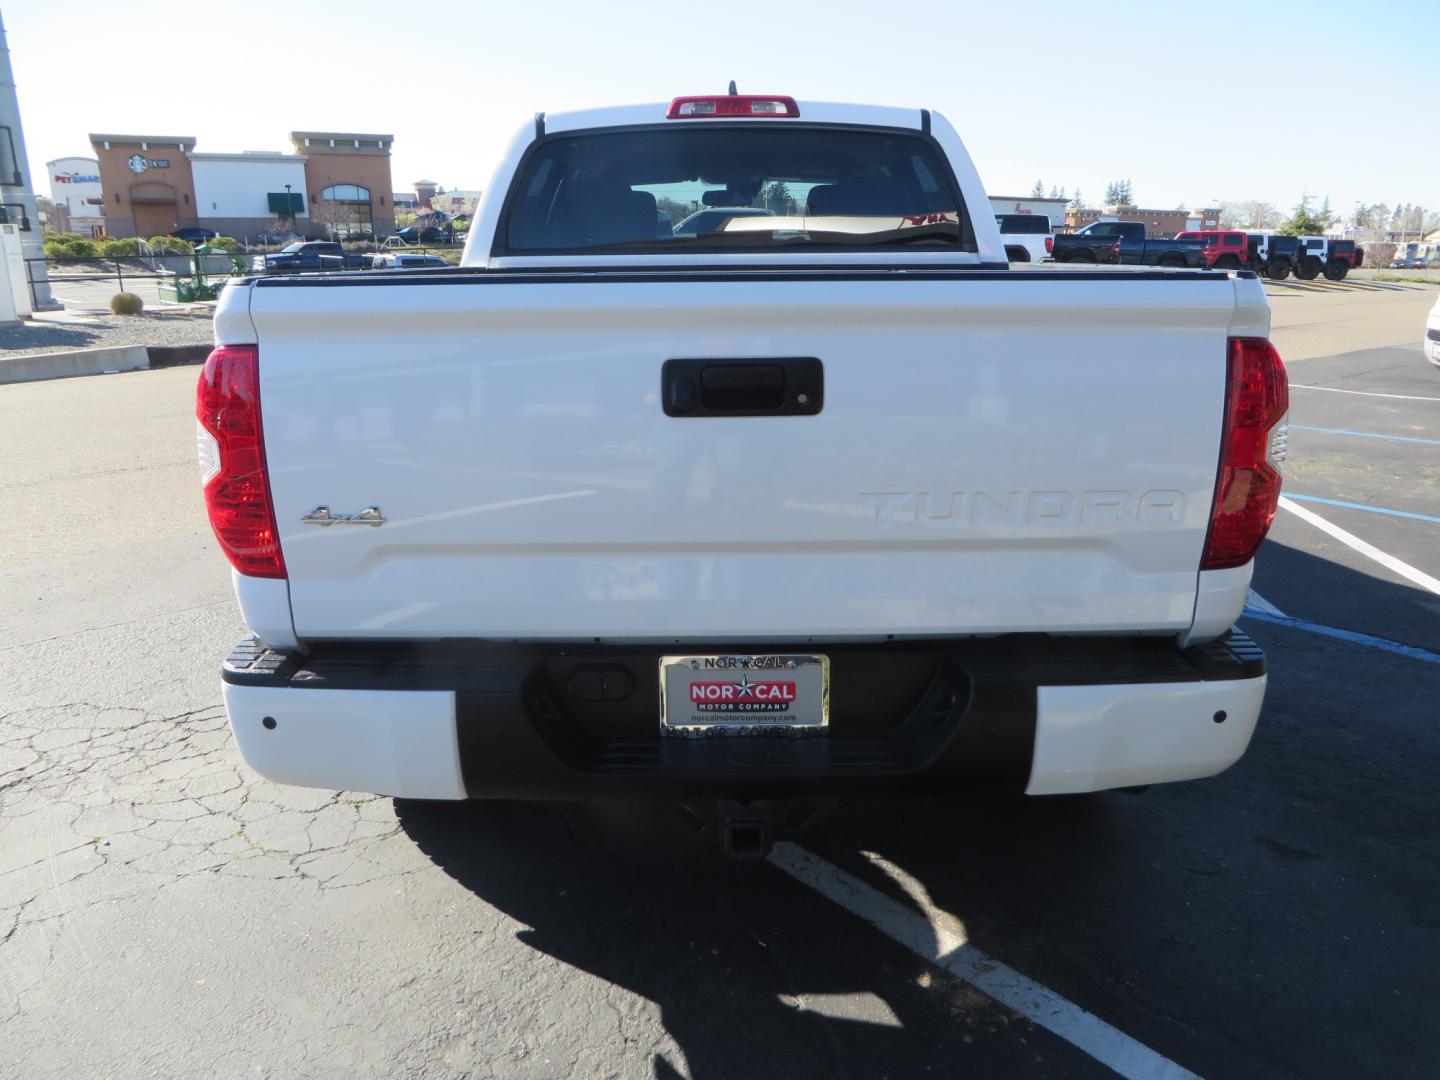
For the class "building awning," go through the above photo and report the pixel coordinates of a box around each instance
[267,192,305,214]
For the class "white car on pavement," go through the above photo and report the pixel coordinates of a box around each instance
[995,213,1053,263]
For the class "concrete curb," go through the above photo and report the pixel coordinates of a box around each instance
[1,344,151,385]
[147,344,213,369]
[0,343,212,385]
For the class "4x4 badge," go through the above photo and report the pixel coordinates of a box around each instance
[300,506,386,527]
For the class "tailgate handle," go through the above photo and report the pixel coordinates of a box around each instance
[663,358,823,418]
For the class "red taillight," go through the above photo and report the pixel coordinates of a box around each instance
[196,345,286,578]
[1045,236,1054,254]
[1200,338,1289,570]
[667,95,800,119]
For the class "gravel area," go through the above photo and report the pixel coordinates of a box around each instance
[0,310,214,358]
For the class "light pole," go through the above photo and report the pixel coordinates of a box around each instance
[283,183,292,236]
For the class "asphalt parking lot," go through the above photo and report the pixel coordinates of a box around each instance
[2,278,1437,1079]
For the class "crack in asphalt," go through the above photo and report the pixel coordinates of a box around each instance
[0,700,426,1025]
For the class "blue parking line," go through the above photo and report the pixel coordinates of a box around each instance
[1243,610,1440,665]
[1283,493,1440,525]
[1289,424,1440,447]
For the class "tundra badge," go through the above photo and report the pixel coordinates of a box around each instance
[300,506,386,527]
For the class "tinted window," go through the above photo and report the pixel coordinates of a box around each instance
[995,214,1051,234]
[502,125,969,254]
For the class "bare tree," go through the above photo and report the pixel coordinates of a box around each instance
[1242,200,1280,229]
[308,198,358,240]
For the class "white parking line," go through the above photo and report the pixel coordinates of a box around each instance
[1278,496,1440,596]
[1244,590,1286,617]
[1290,384,1440,404]
[770,843,1200,1080]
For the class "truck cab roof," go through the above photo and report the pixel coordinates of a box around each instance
[542,99,928,135]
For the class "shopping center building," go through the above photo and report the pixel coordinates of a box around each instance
[87,131,395,240]
[45,156,104,235]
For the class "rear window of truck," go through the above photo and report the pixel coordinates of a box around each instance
[499,125,972,255]
[995,214,1051,234]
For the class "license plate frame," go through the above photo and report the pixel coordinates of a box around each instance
[658,654,830,735]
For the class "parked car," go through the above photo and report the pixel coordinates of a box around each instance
[170,227,218,245]
[1244,233,1301,280]
[1294,236,1329,280]
[1053,221,1207,267]
[1426,293,1440,368]
[371,253,450,269]
[1325,240,1363,280]
[395,225,453,245]
[1174,230,1249,271]
[249,241,367,274]
[1046,230,1120,264]
[995,213,1053,263]
[673,207,773,236]
[203,93,1282,842]
[1391,242,1433,269]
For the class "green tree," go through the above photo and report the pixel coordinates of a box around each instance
[1104,179,1134,209]
[1069,189,1085,210]
[1277,195,1328,236]
[1048,185,1065,199]
[1030,179,1045,198]
[758,181,794,214]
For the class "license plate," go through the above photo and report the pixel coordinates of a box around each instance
[659,654,830,734]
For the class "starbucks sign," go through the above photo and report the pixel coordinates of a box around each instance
[126,154,171,173]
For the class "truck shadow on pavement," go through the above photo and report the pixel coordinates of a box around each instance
[394,793,1125,1079]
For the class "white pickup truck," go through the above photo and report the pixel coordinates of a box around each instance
[202,94,1287,837]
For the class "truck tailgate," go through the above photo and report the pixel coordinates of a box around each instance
[247,272,1239,640]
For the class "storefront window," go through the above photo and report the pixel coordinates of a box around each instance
[316,183,374,237]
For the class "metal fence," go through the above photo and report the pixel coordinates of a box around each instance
[29,241,465,310]
[27,253,244,310]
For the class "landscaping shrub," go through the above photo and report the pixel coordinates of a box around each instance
[147,235,192,253]
[44,238,99,259]
[110,292,145,315]
[206,236,240,251]
[99,238,141,258]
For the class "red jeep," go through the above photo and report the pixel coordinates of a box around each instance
[1175,230,1250,271]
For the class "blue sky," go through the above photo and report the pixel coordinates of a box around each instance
[7,0,1437,216]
